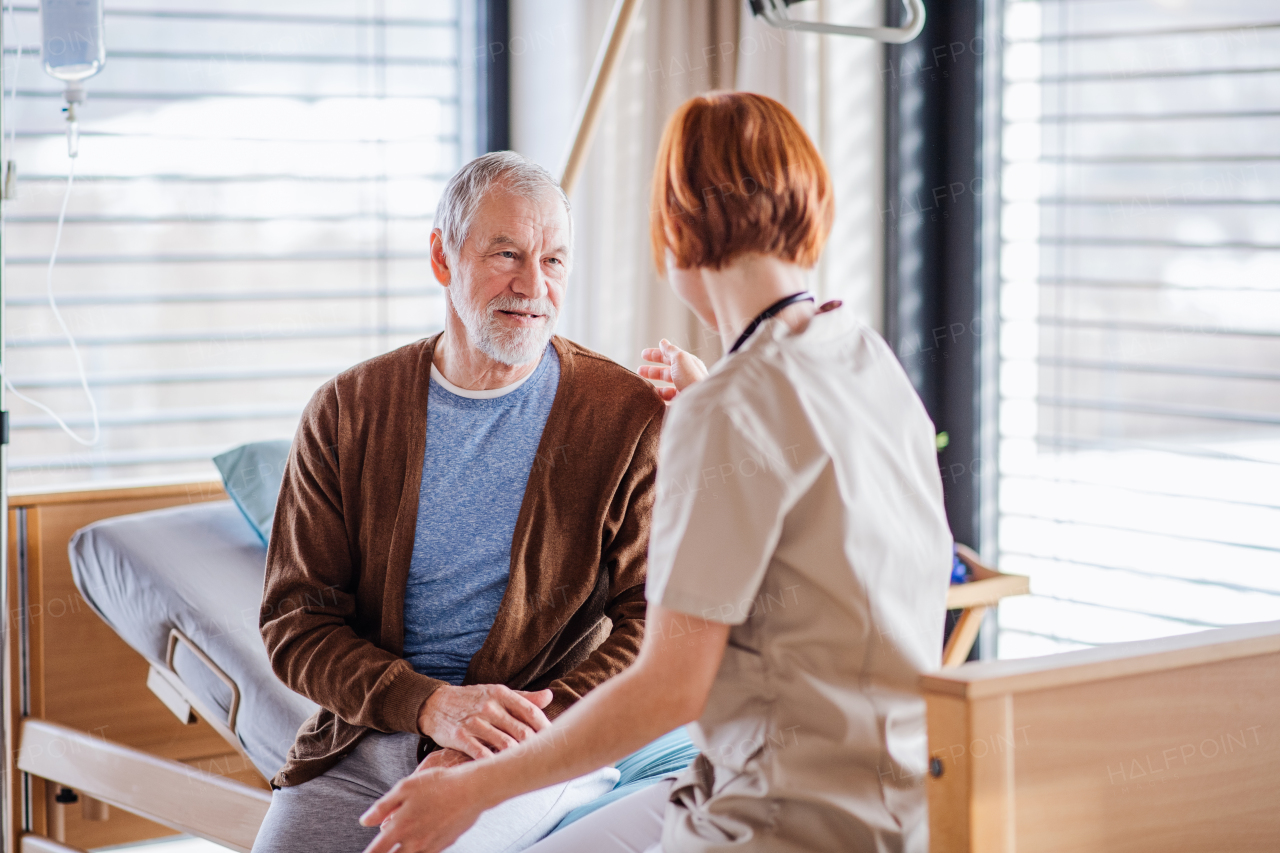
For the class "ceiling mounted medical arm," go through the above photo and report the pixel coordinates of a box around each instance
[750,0,926,44]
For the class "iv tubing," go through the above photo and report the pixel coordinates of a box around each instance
[1,155,101,446]
[2,5,101,446]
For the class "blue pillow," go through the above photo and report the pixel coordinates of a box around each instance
[213,440,292,545]
[551,727,699,832]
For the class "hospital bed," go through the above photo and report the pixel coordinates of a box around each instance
[7,478,1274,853]
[4,473,1022,853]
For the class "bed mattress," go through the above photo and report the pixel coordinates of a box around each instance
[70,500,318,780]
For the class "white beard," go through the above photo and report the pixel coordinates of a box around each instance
[451,290,559,366]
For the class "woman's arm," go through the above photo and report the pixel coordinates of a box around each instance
[358,603,731,853]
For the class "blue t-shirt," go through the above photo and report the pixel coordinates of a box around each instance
[403,345,560,685]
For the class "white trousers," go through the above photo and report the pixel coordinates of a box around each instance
[524,780,670,853]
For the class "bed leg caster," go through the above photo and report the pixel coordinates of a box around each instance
[81,794,109,821]
[46,787,78,842]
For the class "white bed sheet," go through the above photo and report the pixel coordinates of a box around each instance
[69,500,317,780]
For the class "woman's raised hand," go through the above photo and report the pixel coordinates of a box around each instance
[639,339,709,402]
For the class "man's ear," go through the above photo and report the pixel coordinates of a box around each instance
[429,229,452,287]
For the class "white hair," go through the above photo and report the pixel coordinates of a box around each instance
[434,150,572,260]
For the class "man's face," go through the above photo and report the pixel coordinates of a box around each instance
[432,185,571,366]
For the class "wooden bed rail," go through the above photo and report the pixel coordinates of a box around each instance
[17,720,269,853]
[943,545,1028,667]
[922,619,1280,852]
[18,836,84,853]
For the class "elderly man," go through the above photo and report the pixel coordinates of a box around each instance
[252,152,665,852]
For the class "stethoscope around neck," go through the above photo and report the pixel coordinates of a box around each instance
[728,291,816,354]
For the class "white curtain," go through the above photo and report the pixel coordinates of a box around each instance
[511,0,885,370]
[554,0,739,366]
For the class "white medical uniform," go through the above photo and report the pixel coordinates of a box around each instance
[645,305,952,853]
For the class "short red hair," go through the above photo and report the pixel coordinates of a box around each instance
[650,91,834,272]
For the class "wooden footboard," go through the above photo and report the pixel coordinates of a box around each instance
[923,620,1280,852]
[4,480,270,853]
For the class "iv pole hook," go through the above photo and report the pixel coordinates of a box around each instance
[753,0,926,44]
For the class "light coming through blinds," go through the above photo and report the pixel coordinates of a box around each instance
[2,1,460,489]
[995,0,1280,656]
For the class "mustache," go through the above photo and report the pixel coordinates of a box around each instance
[487,294,558,321]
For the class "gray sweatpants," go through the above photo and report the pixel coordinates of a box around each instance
[252,731,619,853]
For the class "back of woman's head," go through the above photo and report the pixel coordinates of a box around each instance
[650,91,834,272]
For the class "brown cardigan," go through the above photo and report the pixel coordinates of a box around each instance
[261,334,665,787]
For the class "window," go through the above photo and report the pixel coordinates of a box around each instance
[994,1,1280,656]
[2,1,463,489]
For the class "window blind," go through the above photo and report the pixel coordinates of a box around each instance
[2,0,461,489]
[995,0,1280,656]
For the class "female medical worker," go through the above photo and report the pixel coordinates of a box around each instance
[359,91,953,853]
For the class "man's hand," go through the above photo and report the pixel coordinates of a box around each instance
[639,339,709,402]
[369,605,729,853]
[416,684,553,760]
[360,766,482,853]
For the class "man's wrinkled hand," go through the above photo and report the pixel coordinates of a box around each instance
[639,339,709,402]
[416,684,553,760]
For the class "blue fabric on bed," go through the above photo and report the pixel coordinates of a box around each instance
[213,439,292,545]
[551,727,699,832]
